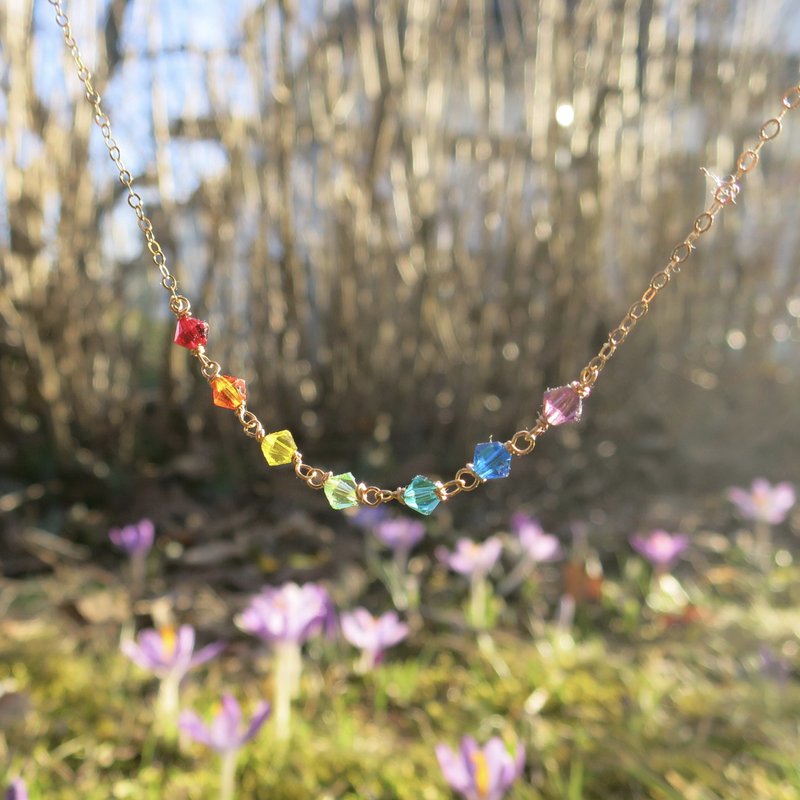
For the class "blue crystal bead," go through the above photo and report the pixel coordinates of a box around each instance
[472,441,512,480]
[403,475,440,516]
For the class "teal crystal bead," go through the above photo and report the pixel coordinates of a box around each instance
[403,475,441,516]
[472,441,511,480]
[324,472,359,510]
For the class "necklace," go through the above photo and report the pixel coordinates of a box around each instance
[49,0,800,516]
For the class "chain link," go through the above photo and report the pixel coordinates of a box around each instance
[50,0,798,509]
[48,0,182,305]
[576,88,797,392]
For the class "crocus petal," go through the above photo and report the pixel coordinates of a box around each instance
[435,743,471,794]
[727,486,755,517]
[240,701,272,746]
[176,625,196,659]
[137,629,168,665]
[374,518,426,552]
[136,519,155,549]
[511,511,538,535]
[482,737,510,798]
[5,778,28,800]
[770,482,796,523]
[341,610,375,650]
[239,582,332,645]
[189,640,225,669]
[120,639,157,672]
[179,710,215,749]
[377,616,409,649]
[209,694,242,751]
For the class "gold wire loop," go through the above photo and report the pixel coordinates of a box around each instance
[292,453,330,489]
[736,149,758,174]
[196,353,221,380]
[759,118,782,141]
[456,467,483,491]
[236,406,265,441]
[357,484,383,507]
[783,86,800,110]
[693,212,714,234]
[436,479,464,501]
[168,295,191,316]
[506,429,537,456]
[305,469,330,489]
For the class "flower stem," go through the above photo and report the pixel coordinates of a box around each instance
[129,551,146,600]
[469,574,489,630]
[274,641,302,741]
[219,750,238,800]
[754,520,773,571]
[498,557,534,596]
[156,675,180,740]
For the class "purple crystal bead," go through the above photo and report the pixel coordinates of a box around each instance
[542,384,584,425]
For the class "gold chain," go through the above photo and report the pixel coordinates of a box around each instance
[49,0,800,509]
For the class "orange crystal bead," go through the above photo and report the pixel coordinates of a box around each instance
[211,375,246,409]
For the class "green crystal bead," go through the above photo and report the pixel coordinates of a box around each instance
[324,472,359,510]
[403,475,440,516]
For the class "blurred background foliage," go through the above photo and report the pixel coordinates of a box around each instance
[1,0,800,542]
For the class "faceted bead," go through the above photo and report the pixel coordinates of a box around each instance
[174,316,209,349]
[403,475,440,516]
[542,384,584,425]
[324,472,359,510]
[261,430,297,466]
[211,375,246,410]
[472,441,511,480]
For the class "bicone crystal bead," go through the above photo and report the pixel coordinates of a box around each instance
[542,384,583,425]
[261,430,297,466]
[403,475,441,516]
[174,316,209,349]
[472,441,511,480]
[324,472,359,510]
[211,375,246,410]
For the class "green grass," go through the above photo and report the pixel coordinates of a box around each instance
[2,560,800,799]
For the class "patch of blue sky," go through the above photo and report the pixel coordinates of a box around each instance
[122,0,262,54]
[153,50,213,121]
[166,138,229,203]
[88,56,155,185]
[208,56,258,118]
[13,128,45,170]
[101,193,145,265]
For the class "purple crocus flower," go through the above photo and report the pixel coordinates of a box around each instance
[236,582,333,645]
[121,624,224,681]
[512,513,562,562]
[109,518,155,555]
[180,693,271,754]
[373,517,426,554]
[436,736,525,800]
[728,478,796,525]
[438,537,503,578]
[630,530,689,570]
[181,695,270,800]
[349,506,389,529]
[341,608,409,669]
[5,779,27,800]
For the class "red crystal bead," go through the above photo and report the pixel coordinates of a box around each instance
[542,384,584,425]
[211,375,247,410]
[174,316,208,349]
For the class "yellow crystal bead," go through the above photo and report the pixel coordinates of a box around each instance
[261,429,297,466]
